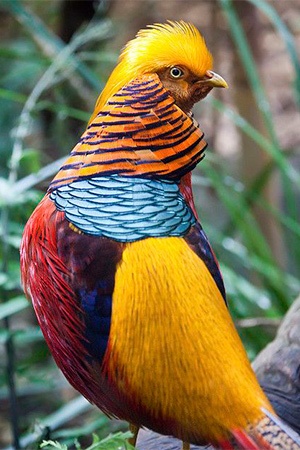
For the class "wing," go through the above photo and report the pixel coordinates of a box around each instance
[185,222,226,303]
[20,195,126,416]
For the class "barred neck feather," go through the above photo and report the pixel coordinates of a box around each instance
[49,74,206,191]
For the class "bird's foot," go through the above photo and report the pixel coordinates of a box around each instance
[182,442,190,450]
[128,423,139,447]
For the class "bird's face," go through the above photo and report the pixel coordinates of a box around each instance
[158,65,227,113]
[90,21,228,122]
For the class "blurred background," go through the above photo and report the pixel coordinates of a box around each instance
[0,0,299,449]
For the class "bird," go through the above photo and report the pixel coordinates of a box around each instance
[20,21,300,450]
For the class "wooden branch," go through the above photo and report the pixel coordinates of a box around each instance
[136,295,300,449]
[137,428,207,450]
[253,295,300,435]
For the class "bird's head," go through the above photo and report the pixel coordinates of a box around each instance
[91,21,227,121]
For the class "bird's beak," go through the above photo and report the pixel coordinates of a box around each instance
[203,70,228,88]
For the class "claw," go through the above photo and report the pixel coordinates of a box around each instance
[128,423,139,447]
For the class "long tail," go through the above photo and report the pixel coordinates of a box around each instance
[218,409,300,450]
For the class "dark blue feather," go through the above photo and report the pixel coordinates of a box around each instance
[185,222,226,303]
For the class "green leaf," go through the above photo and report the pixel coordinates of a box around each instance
[51,415,109,440]
[0,178,13,205]
[13,157,66,194]
[0,296,28,320]
[39,431,135,450]
[247,0,300,105]
[35,101,90,122]
[219,0,278,145]
[3,0,110,91]
[0,272,9,287]
[0,326,43,345]
[208,98,300,185]
[19,148,41,174]
[0,88,27,104]
[40,441,68,450]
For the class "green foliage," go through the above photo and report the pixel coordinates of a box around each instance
[40,431,134,450]
[0,0,299,449]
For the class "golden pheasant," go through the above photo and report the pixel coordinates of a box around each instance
[20,21,300,449]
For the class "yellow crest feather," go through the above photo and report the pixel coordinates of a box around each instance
[122,21,212,76]
[90,21,213,123]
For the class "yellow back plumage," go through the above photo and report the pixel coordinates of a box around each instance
[89,21,213,123]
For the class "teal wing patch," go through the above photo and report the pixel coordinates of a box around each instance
[50,175,196,242]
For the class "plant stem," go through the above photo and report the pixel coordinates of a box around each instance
[4,317,20,449]
[1,207,20,449]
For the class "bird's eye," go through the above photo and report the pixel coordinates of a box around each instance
[170,67,184,79]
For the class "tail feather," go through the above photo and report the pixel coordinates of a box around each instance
[217,409,300,450]
[218,429,272,450]
[249,408,300,449]
[232,429,270,449]
[218,441,236,450]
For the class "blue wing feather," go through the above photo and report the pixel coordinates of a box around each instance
[56,219,124,364]
[184,222,226,303]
